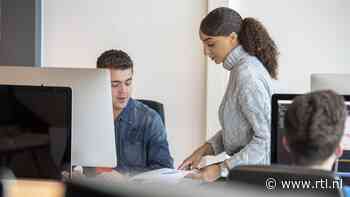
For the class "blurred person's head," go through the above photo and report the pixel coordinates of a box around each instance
[283,90,347,170]
[97,49,133,114]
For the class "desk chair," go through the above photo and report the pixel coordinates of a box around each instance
[137,99,165,126]
[227,165,343,197]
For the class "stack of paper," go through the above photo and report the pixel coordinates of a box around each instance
[129,168,192,184]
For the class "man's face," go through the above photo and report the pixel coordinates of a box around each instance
[110,68,133,111]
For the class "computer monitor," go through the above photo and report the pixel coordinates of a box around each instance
[0,66,116,168]
[311,74,350,94]
[271,94,350,181]
[0,85,71,179]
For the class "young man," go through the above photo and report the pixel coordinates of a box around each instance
[283,90,349,194]
[96,49,173,175]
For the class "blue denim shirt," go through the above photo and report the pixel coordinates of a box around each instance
[344,186,350,197]
[114,98,173,174]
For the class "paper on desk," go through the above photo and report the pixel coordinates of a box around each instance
[197,152,230,169]
[93,170,126,183]
[129,168,193,184]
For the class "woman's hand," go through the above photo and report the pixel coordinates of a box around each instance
[186,164,221,182]
[178,143,213,170]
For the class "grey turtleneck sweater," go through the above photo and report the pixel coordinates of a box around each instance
[208,45,273,169]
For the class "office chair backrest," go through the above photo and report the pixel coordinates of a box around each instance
[137,99,165,126]
[228,165,343,197]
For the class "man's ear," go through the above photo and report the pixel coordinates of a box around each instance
[282,136,291,153]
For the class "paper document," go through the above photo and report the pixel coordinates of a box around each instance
[197,152,230,169]
[129,168,192,184]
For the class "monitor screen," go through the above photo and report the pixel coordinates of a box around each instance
[271,94,350,176]
[0,85,71,179]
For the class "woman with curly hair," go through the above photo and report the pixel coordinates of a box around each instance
[178,7,279,181]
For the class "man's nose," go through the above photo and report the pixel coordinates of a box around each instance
[119,84,128,93]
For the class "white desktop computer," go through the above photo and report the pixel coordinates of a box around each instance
[311,73,350,94]
[0,66,116,168]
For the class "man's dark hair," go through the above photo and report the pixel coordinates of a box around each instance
[284,90,347,166]
[96,49,133,70]
[200,7,279,79]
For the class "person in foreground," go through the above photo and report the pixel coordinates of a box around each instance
[179,7,278,182]
[283,90,350,196]
[96,49,173,176]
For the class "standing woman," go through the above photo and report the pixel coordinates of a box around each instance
[178,7,278,181]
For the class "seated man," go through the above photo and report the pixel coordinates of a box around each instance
[96,49,174,175]
[283,90,349,194]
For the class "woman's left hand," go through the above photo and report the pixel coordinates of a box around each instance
[186,164,221,182]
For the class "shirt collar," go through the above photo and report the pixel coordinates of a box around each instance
[117,98,135,125]
[223,45,247,71]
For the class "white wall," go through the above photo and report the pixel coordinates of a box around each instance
[205,0,230,140]
[230,0,350,93]
[43,0,207,165]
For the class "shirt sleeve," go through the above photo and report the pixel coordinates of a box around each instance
[146,113,174,170]
[225,77,271,169]
[207,129,224,154]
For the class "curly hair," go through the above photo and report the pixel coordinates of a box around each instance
[96,49,133,70]
[239,18,278,79]
[284,90,347,166]
[200,7,279,79]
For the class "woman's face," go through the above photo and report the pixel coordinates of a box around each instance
[199,31,237,64]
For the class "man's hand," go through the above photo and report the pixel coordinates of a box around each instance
[61,166,85,181]
[186,164,221,182]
